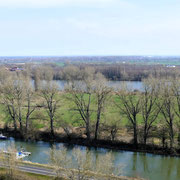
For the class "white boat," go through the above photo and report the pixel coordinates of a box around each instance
[20,151,31,156]
[20,148,31,156]
[16,152,27,159]
[3,150,31,159]
[0,134,7,140]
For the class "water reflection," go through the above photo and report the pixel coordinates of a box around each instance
[0,138,180,180]
[141,153,149,173]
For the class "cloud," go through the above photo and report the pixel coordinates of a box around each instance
[0,0,123,8]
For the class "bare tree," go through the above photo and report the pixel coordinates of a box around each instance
[94,73,112,140]
[1,73,37,134]
[23,78,36,134]
[1,78,18,131]
[172,78,180,120]
[141,78,161,145]
[160,80,176,149]
[40,81,60,137]
[65,68,112,140]
[116,86,141,146]
[0,71,18,130]
[0,75,24,131]
[13,77,25,132]
[66,80,94,140]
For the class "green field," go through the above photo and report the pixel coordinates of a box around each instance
[1,92,173,132]
[55,62,65,67]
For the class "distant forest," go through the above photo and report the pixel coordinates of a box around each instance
[31,63,180,81]
[2,56,180,81]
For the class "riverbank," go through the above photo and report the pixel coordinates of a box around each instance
[1,128,180,158]
[0,158,145,180]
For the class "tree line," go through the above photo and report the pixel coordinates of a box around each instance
[31,63,180,81]
[1,65,180,150]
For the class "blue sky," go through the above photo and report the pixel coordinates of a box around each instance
[0,0,180,56]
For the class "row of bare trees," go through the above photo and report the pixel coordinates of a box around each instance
[1,66,180,149]
[0,66,112,141]
[64,67,180,149]
[0,68,60,138]
[115,77,180,149]
[66,68,112,140]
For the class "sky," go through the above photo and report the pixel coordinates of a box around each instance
[0,0,180,56]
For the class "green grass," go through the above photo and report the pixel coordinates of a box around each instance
[125,60,180,66]
[1,92,178,137]
[55,62,65,67]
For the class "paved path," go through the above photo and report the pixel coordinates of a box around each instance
[0,162,55,176]
[18,164,55,176]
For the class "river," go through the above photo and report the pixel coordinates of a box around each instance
[44,80,144,91]
[0,138,179,180]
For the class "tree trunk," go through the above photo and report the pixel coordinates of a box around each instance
[143,124,147,145]
[19,109,23,132]
[144,134,147,145]
[170,137,174,149]
[94,110,101,140]
[133,124,138,146]
[50,117,54,137]
[25,115,29,134]
[13,119,17,132]
[169,125,174,149]
[12,113,17,132]
[86,119,90,140]
[7,105,17,131]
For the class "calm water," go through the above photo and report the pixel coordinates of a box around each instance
[51,80,143,91]
[0,138,179,180]
[32,80,143,91]
[107,81,143,91]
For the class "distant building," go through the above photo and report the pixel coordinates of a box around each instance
[8,66,24,71]
[166,65,176,68]
[10,66,18,71]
